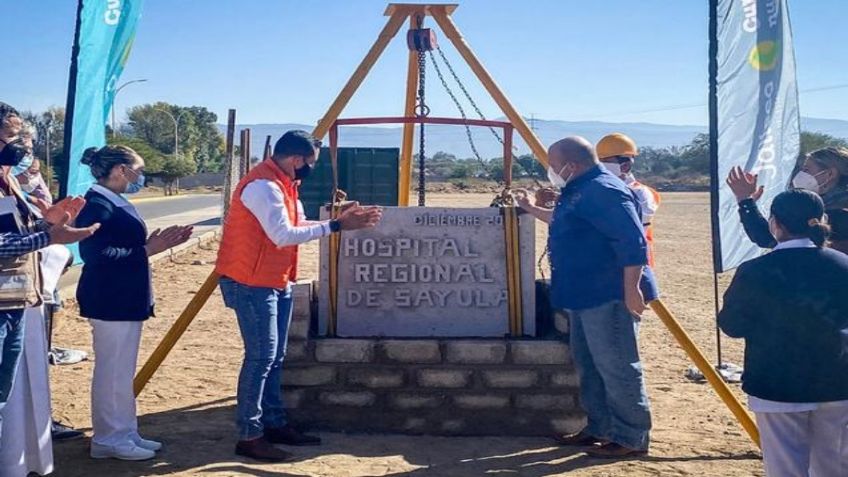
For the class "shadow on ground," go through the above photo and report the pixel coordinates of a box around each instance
[51,399,760,477]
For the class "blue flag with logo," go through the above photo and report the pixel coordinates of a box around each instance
[63,0,144,262]
[63,0,144,198]
[710,0,800,272]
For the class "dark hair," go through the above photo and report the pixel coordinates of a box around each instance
[81,145,142,180]
[0,102,20,128]
[807,147,848,186]
[272,130,321,159]
[827,208,848,242]
[770,189,830,247]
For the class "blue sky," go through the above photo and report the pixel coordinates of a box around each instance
[4,0,847,126]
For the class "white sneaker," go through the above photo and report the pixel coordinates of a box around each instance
[90,442,156,461]
[133,436,163,452]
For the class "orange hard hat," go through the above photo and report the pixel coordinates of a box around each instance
[597,133,638,160]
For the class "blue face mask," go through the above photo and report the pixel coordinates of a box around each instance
[124,167,145,194]
[11,154,34,177]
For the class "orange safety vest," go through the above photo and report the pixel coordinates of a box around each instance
[216,159,300,288]
[631,181,661,268]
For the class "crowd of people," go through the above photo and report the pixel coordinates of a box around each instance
[0,97,846,477]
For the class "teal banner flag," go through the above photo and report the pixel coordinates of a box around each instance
[63,0,145,199]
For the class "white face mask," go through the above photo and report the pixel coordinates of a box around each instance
[602,162,622,177]
[547,165,572,189]
[792,170,825,194]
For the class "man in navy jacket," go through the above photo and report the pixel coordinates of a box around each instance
[517,136,656,458]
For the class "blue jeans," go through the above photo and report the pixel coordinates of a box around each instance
[0,309,25,441]
[220,278,293,441]
[568,300,652,450]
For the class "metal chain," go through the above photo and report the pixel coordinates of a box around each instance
[416,45,428,206]
[435,45,511,148]
[432,45,541,181]
[427,50,487,172]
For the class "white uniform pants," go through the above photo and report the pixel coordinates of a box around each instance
[756,403,848,477]
[90,319,143,447]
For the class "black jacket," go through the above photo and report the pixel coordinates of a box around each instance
[738,188,848,249]
[76,189,153,321]
[718,247,848,403]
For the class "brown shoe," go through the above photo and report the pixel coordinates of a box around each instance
[586,442,648,459]
[235,437,294,462]
[553,430,606,447]
[264,425,321,446]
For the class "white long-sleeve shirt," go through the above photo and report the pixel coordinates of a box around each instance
[623,173,658,225]
[241,179,331,247]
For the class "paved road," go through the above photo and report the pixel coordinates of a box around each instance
[133,193,222,234]
[134,194,222,221]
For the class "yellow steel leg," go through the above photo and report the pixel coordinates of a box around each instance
[649,299,760,448]
[398,15,420,207]
[134,272,221,396]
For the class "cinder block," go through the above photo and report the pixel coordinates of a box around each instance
[515,394,574,411]
[286,341,311,362]
[382,340,442,363]
[283,366,336,386]
[315,339,375,363]
[454,394,510,410]
[445,341,507,364]
[347,368,405,388]
[283,389,306,409]
[288,318,310,341]
[319,391,376,407]
[510,341,569,365]
[550,416,588,435]
[441,419,465,433]
[417,369,473,388]
[482,370,539,388]
[549,370,579,388]
[292,283,312,321]
[554,310,570,334]
[389,393,444,410]
[403,417,428,432]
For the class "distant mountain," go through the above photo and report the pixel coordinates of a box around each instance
[221,117,848,160]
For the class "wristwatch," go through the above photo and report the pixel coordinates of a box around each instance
[329,219,341,233]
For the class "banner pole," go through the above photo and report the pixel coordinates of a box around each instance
[707,0,724,368]
[60,0,85,200]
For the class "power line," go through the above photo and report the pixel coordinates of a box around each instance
[580,83,848,120]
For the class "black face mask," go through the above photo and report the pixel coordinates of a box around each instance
[294,163,314,181]
[0,138,27,167]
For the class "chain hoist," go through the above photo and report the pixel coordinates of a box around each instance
[408,15,435,206]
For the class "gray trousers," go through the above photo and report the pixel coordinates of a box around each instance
[756,403,848,477]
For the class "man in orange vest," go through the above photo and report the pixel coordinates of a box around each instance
[216,130,382,462]
[596,133,661,267]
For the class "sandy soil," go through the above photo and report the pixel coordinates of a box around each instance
[48,192,763,476]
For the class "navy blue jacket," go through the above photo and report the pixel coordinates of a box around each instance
[76,189,153,321]
[719,247,848,403]
[548,165,659,310]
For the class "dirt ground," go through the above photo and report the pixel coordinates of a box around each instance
[48,192,763,477]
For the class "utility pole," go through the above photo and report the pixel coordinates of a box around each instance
[44,111,53,192]
[111,79,148,136]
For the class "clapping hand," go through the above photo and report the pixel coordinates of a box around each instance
[513,189,533,211]
[337,205,383,231]
[145,225,194,256]
[534,187,559,208]
[39,196,86,225]
[726,166,764,203]
[47,212,100,245]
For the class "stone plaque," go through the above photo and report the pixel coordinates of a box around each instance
[319,207,535,337]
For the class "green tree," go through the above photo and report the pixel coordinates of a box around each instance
[800,131,848,154]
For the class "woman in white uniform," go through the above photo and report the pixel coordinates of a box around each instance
[75,146,192,461]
